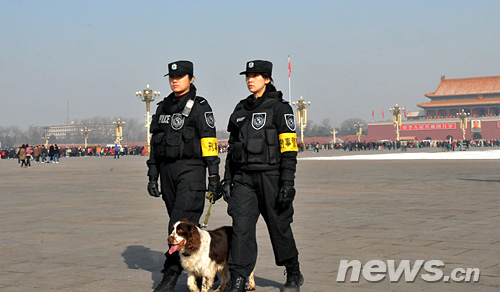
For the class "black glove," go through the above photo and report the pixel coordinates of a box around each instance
[147,178,160,197]
[221,180,233,202]
[207,175,223,202]
[277,181,295,211]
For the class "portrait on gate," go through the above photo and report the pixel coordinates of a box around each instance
[471,119,481,132]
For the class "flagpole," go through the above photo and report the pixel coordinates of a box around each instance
[288,55,291,103]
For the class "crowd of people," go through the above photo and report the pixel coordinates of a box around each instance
[12,143,61,167]
[299,138,500,152]
[0,144,147,161]
[62,145,146,157]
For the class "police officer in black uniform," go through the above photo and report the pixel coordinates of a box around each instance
[222,60,303,292]
[147,60,222,292]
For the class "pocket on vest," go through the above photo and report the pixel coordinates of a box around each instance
[153,132,166,157]
[181,126,196,158]
[232,142,245,163]
[165,131,181,158]
[247,138,264,163]
[265,129,279,164]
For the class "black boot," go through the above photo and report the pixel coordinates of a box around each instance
[153,251,182,292]
[153,268,180,292]
[283,258,304,292]
[224,271,246,292]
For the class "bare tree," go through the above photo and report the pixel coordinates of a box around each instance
[121,118,145,142]
[304,118,332,137]
[26,126,45,145]
[338,118,367,136]
[0,126,23,146]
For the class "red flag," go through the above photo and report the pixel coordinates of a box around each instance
[404,107,407,117]
[382,108,385,118]
[372,108,374,119]
[288,55,291,78]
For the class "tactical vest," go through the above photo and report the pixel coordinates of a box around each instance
[150,98,202,160]
[229,97,281,168]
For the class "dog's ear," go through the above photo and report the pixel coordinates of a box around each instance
[186,222,199,234]
[184,223,201,254]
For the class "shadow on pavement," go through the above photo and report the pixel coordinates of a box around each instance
[252,275,282,290]
[459,178,500,183]
[122,245,167,289]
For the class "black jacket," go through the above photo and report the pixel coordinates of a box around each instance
[147,87,220,178]
[224,89,297,183]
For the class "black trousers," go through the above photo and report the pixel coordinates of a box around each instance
[158,159,207,273]
[227,169,298,278]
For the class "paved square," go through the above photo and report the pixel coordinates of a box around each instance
[1,151,499,291]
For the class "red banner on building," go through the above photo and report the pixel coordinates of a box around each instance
[497,121,500,128]
[401,123,457,131]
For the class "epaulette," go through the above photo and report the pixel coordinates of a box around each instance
[156,100,164,105]
[281,99,290,103]
[196,96,207,104]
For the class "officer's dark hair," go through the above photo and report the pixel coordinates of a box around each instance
[185,73,196,91]
[261,73,276,92]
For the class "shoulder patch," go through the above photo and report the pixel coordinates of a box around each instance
[204,112,215,128]
[284,114,296,131]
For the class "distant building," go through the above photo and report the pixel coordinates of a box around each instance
[368,75,500,141]
[43,123,115,140]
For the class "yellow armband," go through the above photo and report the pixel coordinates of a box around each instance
[201,137,219,157]
[279,132,298,153]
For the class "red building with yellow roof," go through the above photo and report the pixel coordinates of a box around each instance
[368,75,500,141]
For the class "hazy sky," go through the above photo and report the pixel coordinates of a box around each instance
[2,0,500,130]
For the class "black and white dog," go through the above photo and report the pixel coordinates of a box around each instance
[168,219,255,292]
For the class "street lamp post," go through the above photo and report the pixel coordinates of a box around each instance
[42,136,49,147]
[292,96,311,144]
[80,127,91,149]
[354,122,363,142]
[330,128,338,145]
[389,104,404,141]
[136,84,160,155]
[457,109,470,141]
[42,132,49,147]
[113,119,126,145]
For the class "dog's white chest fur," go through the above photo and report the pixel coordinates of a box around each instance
[179,228,216,276]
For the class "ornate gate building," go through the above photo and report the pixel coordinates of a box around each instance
[368,75,500,141]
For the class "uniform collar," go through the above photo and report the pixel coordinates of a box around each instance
[163,88,196,113]
[243,89,282,110]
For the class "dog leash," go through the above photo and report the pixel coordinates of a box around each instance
[201,191,215,229]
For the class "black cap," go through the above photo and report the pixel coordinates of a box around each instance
[239,60,273,76]
[164,60,194,77]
